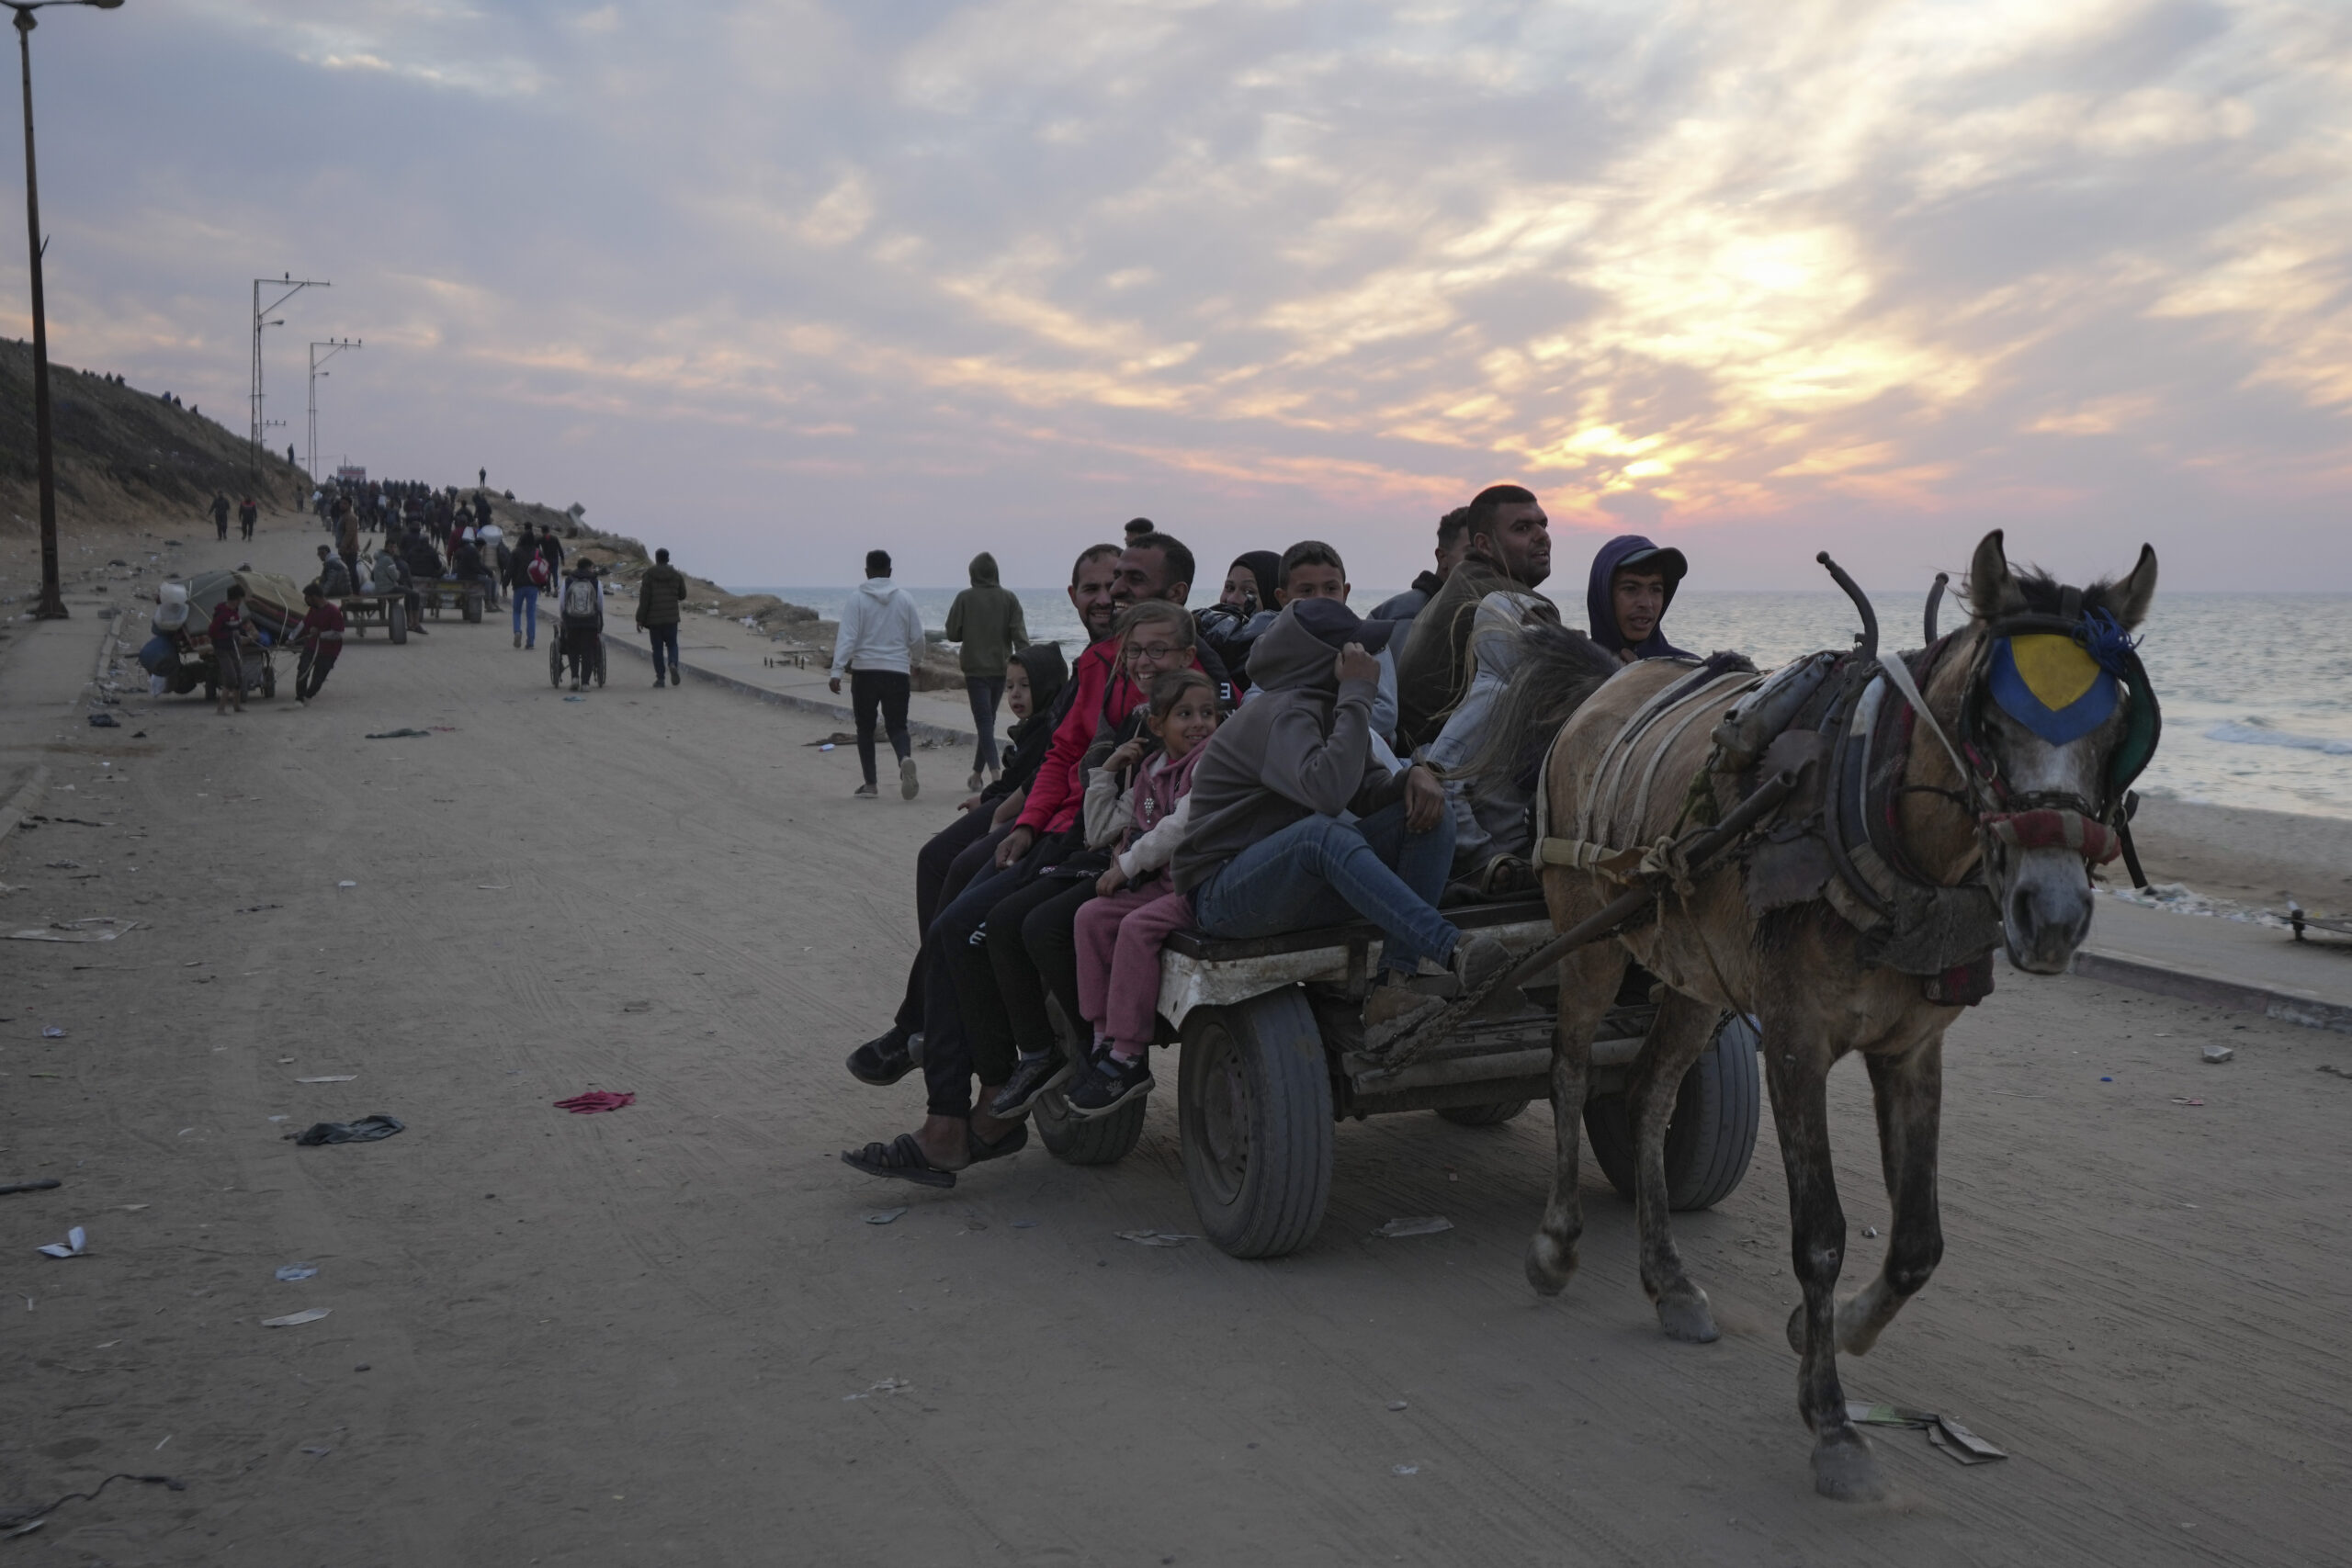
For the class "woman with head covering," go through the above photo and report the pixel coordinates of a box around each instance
[1196,549,1283,694]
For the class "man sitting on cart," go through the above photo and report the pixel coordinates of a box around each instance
[314,544,353,598]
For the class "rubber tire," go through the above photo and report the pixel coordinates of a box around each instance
[260,664,276,700]
[592,640,606,688]
[389,601,408,646]
[1035,1083,1148,1166]
[1436,1098,1532,1128]
[549,636,565,688]
[462,592,482,625]
[1582,1013,1761,1212]
[1179,987,1332,1259]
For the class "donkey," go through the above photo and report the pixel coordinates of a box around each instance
[1505,530,2156,1499]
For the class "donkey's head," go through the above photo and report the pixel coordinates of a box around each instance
[1962,530,2159,974]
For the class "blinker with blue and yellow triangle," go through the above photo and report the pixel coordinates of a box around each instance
[1988,634,2119,744]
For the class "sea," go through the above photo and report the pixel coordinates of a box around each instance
[733,586,2352,823]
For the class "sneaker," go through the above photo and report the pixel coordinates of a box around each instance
[845,1028,917,1087]
[654,675,666,688]
[989,1053,1073,1119]
[1063,1050,1153,1119]
[967,770,984,793]
[514,631,522,649]
[899,757,920,800]
[854,782,878,799]
[1363,976,1444,1054]
[1451,931,1518,1010]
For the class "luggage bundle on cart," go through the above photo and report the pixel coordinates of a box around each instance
[139,570,304,702]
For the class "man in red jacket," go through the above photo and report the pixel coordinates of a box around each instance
[990,529,1219,870]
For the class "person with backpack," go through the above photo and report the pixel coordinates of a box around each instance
[558,558,604,691]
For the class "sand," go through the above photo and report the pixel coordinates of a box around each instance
[1,508,2346,1563]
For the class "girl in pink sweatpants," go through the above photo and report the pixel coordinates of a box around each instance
[1063,669,1219,1118]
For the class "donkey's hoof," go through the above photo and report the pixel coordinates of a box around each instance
[1812,1429,1889,1502]
[1524,1232,1577,1296]
[1786,1303,1807,1356]
[1657,1286,1719,1343]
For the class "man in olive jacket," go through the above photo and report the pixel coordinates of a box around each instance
[1393,484,1557,750]
[944,551,1030,790]
[636,547,688,689]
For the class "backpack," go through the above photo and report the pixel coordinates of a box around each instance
[560,577,598,621]
[527,555,552,588]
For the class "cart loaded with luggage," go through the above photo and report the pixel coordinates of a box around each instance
[137,571,305,703]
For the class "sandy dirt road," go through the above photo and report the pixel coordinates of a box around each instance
[1,521,2347,1567]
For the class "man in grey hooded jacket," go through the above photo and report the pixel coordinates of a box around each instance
[944,551,1029,791]
[1174,598,1508,1048]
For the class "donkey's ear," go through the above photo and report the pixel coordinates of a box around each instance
[2108,544,2157,629]
[1965,529,2021,619]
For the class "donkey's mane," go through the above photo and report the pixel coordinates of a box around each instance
[1461,622,1623,791]
[1975,564,2129,622]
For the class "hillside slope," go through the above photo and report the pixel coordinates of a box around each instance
[0,339,314,535]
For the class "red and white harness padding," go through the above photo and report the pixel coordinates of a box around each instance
[1978,808,2121,864]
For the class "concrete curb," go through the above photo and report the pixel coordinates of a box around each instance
[2070,948,2352,1035]
[601,633,978,749]
[0,763,51,846]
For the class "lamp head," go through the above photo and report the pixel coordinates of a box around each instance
[89,1,129,11]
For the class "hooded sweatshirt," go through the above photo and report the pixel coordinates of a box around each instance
[944,553,1030,676]
[1170,606,1407,894]
[982,642,1073,803]
[1586,534,1692,660]
[830,576,926,679]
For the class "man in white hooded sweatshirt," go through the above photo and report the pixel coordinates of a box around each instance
[830,548,928,799]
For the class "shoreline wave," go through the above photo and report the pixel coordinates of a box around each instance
[2203,720,2352,756]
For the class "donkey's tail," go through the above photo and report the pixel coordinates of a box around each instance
[1461,621,1623,793]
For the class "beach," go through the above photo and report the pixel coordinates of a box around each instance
[1,506,2347,1562]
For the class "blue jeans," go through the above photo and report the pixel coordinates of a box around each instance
[513,586,537,645]
[649,623,680,681]
[1193,800,1458,977]
[965,676,1004,774]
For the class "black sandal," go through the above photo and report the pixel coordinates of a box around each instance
[966,1122,1028,1164]
[840,1133,958,1189]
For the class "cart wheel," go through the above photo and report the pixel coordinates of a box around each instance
[549,636,564,688]
[202,676,217,702]
[1035,1081,1148,1166]
[389,601,408,645]
[261,664,276,699]
[1436,1098,1532,1127]
[593,639,606,688]
[463,591,482,625]
[1179,987,1332,1259]
[1582,1012,1761,1212]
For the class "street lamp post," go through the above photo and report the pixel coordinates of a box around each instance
[9,0,120,622]
[251,274,324,477]
[307,336,358,483]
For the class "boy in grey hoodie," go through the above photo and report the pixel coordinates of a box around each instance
[1175,597,1509,1047]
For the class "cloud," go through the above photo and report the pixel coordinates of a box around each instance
[29,0,2352,589]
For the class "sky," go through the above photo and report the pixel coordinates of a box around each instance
[10,0,2351,592]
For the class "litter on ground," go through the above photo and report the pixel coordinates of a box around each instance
[1373,1216,1453,1238]
[553,1090,635,1114]
[261,1308,331,1327]
[1116,1230,1195,1247]
[35,1226,86,1258]
[291,1114,405,1146]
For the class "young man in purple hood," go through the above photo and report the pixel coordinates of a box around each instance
[1587,534,1691,661]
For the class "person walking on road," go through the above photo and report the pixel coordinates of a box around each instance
[510,523,548,649]
[207,581,255,715]
[829,549,925,800]
[209,491,231,542]
[292,583,345,705]
[237,495,258,541]
[944,551,1029,793]
[559,558,604,692]
[636,547,687,688]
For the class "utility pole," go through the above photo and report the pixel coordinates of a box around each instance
[251,273,325,477]
[12,0,124,621]
[307,337,358,482]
